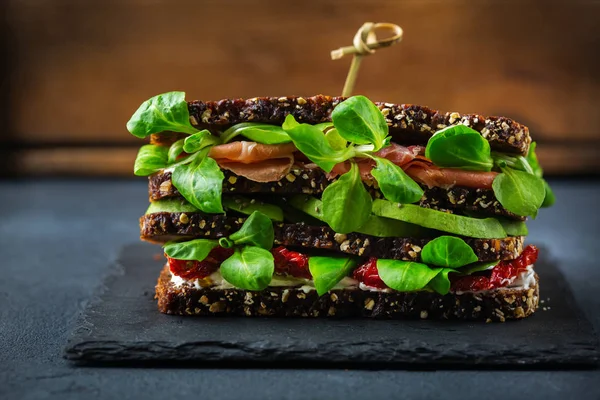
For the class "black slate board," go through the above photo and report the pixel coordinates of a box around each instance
[64,243,599,368]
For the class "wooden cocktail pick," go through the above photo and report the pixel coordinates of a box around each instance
[331,22,403,97]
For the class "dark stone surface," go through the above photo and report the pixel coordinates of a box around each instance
[64,243,598,367]
[1,179,600,400]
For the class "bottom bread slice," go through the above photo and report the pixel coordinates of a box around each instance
[156,266,539,322]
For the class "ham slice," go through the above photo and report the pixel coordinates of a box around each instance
[405,163,497,189]
[328,159,372,180]
[209,141,296,164]
[218,159,294,183]
[326,143,496,189]
[205,140,496,188]
[328,143,426,180]
[209,141,296,182]
[376,144,425,165]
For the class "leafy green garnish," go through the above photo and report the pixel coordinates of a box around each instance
[331,95,388,151]
[163,239,219,261]
[526,142,542,175]
[133,145,169,176]
[425,125,494,171]
[313,122,335,132]
[492,168,545,217]
[325,128,348,151]
[492,142,554,212]
[145,198,199,214]
[183,130,221,153]
[370,156,424,204]
[308,256,357,296]
[372,199,507,238]
[321,163,372,234]
[377,259,440,292]
[282,115,351,172]
[220,246,275,291]
[458,260,499,275]
[222,196,283,222]
[541,180,555,208]
[167,139,185,164]
[427,268,455,295]
[421,236,478,268]
[221,123,292,144]
[223,211,274,250]
[526,142,555,208]
[127,91,199,138]
[171,151,225,214]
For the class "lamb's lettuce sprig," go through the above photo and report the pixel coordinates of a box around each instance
[164,211,275,291]
[127,91,199,138]
[282,95,424,233]
[127,92,227,213]
[377,236,494,295]
[424,125,553,217]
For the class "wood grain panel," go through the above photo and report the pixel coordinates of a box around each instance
[5,0,600,150]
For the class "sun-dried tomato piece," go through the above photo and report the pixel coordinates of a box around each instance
[451,245,539,292]
[272,246,311,279]
[167,258,217,280]
[518,244,539,269]
[167,247,233,280]
[353,257,387,289]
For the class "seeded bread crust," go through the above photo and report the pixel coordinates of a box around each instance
[140,212,524,262]
[151,167,330,200]
[150,95,531,155]
[149,169,523,220]
[156,266,539,321]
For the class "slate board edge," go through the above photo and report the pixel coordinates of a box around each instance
[63,243,600,368]
[64,337,600,367]
[62,249,130,355]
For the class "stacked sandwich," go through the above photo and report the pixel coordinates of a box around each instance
[128,92,553,321]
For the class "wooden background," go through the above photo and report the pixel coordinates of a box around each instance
[2,0,599,176]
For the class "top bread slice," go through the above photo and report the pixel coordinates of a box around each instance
[150,95,531,155]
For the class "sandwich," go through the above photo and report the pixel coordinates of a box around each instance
[127,92,554,321]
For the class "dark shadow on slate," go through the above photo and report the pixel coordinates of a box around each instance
[64,243,599,369]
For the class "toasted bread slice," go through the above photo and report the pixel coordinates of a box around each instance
[149,169,523,220]
[150,95,531,155]
[156,265,538,321]
[140,212,524,262]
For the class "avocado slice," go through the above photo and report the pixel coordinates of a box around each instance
[222,195,284,222]
[497,218,528,236]
[146,196,284,222]
[372,199,507,239]
[146,198,199,214]
[465,211,528,237]
[288,195,434,238]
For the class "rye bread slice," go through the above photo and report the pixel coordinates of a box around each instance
[140,212,524,262]
[149,168,524,220]
[150,95,531,155]
[156,265,539,321]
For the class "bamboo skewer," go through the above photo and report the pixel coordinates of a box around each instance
[331,22,404,97]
